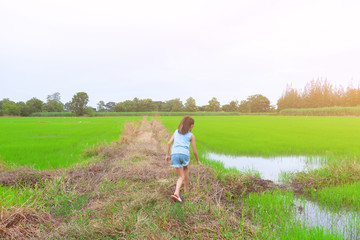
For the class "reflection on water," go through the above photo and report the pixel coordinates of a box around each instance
[205,152,321,183]
[295,199,359,239]
[204,152,359,239]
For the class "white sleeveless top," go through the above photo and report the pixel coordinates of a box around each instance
[171,129,193,156]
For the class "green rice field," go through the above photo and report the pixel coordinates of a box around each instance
[160,115,360,239]
[0,117,141,169]
[161,115,360,156]
[1,115,359,239]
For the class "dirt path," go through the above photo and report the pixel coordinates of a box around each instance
[0,118,289,239]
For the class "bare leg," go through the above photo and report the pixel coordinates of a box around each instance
[183,165,189,192]
[174,167,184,196]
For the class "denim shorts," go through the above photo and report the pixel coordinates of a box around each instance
[171,154,190,168]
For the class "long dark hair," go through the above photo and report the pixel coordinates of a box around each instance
[178,116,195,134]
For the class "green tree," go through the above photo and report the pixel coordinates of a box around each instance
[185,97,197,112]
[2,100,21,116]
[0,98,11,109]
[70,92,89,116]
[137,98,157,112]
[247,94,270,112]
[277,85,302,111]
[197,105,208,112]
[208,97,221,112]
[64,102,72,111]
[97,100,106,112]
[222,100,239,112]
[105,102,116,112]
[115,100,136,112]
[26,98,44,114]
[114,102,124,112]
[16,101,31,116]
[0,98,10,115]
[85,106,96,116]
[47,92,61,102]
[154,101,165,111]
[163,99,183,112]
[123,100,137,112]
[238,100,249,112]
[44,92,63,112]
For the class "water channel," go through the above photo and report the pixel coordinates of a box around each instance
[205,152,359,239]
[205,152,321,184]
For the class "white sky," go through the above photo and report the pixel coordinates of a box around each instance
[1,0,360,107]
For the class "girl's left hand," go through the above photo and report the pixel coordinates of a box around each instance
[165,155,171,163]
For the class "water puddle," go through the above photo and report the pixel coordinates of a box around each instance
[205,152,359,239]
[205,152,321,183]
[295,199,359,239]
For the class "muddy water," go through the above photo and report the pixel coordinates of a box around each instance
[205,152,359,239]
[205,152,321,183]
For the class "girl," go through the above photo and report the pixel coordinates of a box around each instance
[165,116,201,202]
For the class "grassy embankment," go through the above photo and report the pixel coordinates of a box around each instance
[160,115,360,239]
[280,105,360,116]
[29,111,277,117]
[28,105,360,117]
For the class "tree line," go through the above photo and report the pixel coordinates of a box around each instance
[0,92,273,116]
[277,79,360,111]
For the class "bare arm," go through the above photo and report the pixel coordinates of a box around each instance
[165,134,174,163]
[190,135,201,165]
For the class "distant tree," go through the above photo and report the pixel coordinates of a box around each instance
[208,97,221,112]
[185,97,197,112]
[0,98,11,109]
[64,102,72,111]
[85,106,96,116]
[26,98,44,114]
[154,101,165,111]
[47,92,61,102]
[303,79,325,108]
[247,94,270,112]
[105,102,116,112]
[269,104,276,112]
[16,101,31,116]
[276,79,360,110]
[222,100,239,112]
[198,105,208,112]
[345,86,360,106]
[163,99,183,112]
[221,104,231,112]
[277,85,303,111]
[44,92,63,112]
[69,92,89,115]
[97,100,106,112]
[238,100,249,112]
[132,98,140,111]
[115,100,136,112]
[0,98,10,115]
[114,102,124,112]
[1,99,21,116]
[123,100,137,112]
[138,98,158,112]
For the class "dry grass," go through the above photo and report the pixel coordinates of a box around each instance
[0,207,58,240]
[0,168,56,187]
